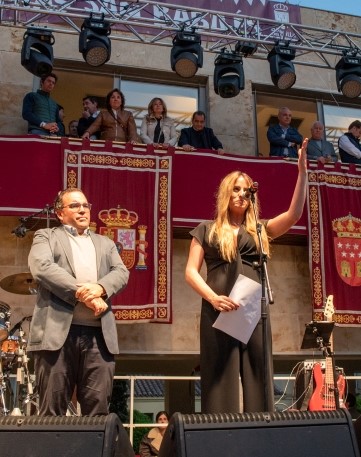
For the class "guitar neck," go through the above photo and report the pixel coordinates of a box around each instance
[325,356,334,386]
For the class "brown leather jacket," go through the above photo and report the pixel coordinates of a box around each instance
[86,109,138,142]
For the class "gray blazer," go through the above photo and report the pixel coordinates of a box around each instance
[27,226,129,354]
[306,139,338,162]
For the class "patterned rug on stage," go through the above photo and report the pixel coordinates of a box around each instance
[307,163,361,326]
[62,140,172,323]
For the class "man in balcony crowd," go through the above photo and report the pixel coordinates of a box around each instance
[178,110,224,155]
[267,106,303,158]
[306,121,338,163]
[22,73,62,136]
[338,120,361,164]
[77,96,100,139]
[27,187,129,417]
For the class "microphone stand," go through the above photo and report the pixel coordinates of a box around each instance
[11,204,53,237]
[248,189,275,412]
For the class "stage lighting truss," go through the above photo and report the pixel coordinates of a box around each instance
[335,51,361,99]
[170,31,203,78]
[267,42,297,90]
[214,51,245,98]
[79,13,111,67]
[21,27,55,77]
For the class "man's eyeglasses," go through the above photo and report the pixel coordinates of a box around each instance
[62,203,92,211]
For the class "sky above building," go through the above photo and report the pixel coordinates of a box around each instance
[286,0,360,16]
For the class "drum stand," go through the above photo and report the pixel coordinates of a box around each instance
[0,361,11,415]
[0,309,11,416]
[10,326,34,416]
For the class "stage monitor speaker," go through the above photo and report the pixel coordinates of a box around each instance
[0,413,135,457]
[159,410,360,457]
[353,416,361,455]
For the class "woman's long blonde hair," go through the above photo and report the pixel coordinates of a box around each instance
[209,171,270,262]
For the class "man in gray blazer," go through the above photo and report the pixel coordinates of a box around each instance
[28,187,129,416]
[306,121,338,163]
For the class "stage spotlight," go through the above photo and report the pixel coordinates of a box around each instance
[267,42,296,90]
[235,41,258,57]
[335,52,361,99]
[79,13,111,67]
[170,31,203,78]
[214,51,244,98]
[21,28,54,77]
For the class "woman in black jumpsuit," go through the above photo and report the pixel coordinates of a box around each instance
[185,139,308,413]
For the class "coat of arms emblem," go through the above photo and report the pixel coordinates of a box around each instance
[332,213,361,287]
[96,206,148,270]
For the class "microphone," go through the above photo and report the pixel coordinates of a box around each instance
[241,182,259,200]
[42,204,54,214]
[12,224,28,238]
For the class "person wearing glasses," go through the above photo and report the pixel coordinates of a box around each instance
[27,187,129,416]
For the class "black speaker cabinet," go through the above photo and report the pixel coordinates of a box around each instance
[353,416,361,455]
[0,413,135,457]
[159,410,360,457]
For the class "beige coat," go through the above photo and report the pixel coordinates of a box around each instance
[140,115,177,146]
[139,427,164,456]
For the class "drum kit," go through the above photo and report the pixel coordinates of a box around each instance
[0,273,38,416]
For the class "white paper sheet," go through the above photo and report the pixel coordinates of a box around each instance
[212,274,262,344]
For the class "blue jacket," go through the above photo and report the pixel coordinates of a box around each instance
[267,124,303,158]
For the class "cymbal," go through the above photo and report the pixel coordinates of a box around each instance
[0,273,38,295]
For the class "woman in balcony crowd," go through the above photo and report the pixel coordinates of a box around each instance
[139,410,169,457]
[140,97,177,148]
[82,88,138,143]
[185,139,308,414]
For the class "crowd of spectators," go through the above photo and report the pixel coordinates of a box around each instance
[21,73,361,163]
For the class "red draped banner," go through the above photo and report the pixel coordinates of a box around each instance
[62,140,172,323]
[0,136,309,326]
[308,163,361,326]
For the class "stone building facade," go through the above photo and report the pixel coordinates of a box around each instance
[1,4,361,413]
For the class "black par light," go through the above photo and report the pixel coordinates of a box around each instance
[170,31,203,78]
[79,14,111,67]
[267,43,296,90]
[21,28,55,77]
[214,52,244,98]
[335,53,361,99]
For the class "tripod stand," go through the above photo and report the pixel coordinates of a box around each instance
[0,358,11,416]
[0,319,38,417]
[10,326,34,416]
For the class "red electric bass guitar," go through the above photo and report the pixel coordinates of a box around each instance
[308,295,346,411]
